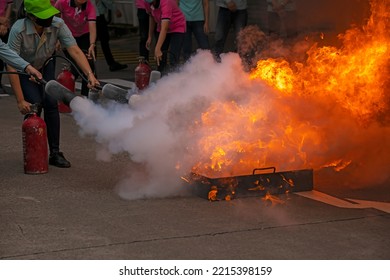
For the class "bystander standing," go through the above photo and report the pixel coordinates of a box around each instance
[55,0,97,97]
[214,0,247,62]
[178,0,210,62]
[266,0,297,39]
[93,0,127,71]
[144,0,186,74]
[136,0,150,61]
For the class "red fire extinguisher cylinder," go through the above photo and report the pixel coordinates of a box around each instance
[56,65,75,113]
[135,56,152,91]
[22,105,48,174]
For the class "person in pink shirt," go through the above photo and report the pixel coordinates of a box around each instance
[55,0,97,96]
[144,0,186,74]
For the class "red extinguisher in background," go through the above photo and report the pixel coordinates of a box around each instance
[135,56,151,91]
[22,104,48,174]
[56,64,75,113]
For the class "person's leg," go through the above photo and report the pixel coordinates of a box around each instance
[97,14,127,71]
[192,20,210,50]
[158,32,170,74]
[268,11,281,38]
[182,21,193,61]
[137,8,150,61]
[41,60,60,155]
[284,11,298,39]
[232,9,248,51]
[96,14,115,66]
[20,75,45,110]
[214,7,231,60]
[168,32,185,70]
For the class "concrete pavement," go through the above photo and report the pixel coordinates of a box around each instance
[0,34,389,260]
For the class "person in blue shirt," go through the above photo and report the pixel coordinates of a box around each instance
[178,0,210,61]
[93,0,128,71]
[214,0,247,62]
[267,0,297,39]
[8,0,99,168]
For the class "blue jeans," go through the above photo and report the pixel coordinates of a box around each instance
[183,20,210,61]
[20,60,59,154]
[158,32,185,74]
[214,7,248,59]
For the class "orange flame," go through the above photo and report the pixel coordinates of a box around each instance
[191,0,389,184]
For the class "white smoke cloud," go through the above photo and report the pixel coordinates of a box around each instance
[69,51,264,199]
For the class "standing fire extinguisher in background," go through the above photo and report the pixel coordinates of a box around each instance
[56,64,75,113]
[135,56,151,91]
[22,104,48,174]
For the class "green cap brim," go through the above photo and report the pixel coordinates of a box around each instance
[32,6,60,19]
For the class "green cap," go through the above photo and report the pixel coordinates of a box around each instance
[24,0,60,19]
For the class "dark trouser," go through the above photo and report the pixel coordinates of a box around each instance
[214,7,248,60]
[137,8,150,61]
[268,11,298,39]
[182,20,210,61]
[63,33,95,97]
[20,60,59,155]
[96,14,115,66]
[158,32,185,75]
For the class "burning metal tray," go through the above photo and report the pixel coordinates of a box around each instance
[188,167,313,201]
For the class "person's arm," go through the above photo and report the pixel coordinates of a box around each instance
[6,64,31,115]
[203,0,209,34]
[146,14,156,51]
[88,21,97,60]
[226,1,237,12]
[154,20,169,66]
[0,37,43,79]
[66,44,100,88]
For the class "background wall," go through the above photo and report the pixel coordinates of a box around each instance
[12,0,372,39]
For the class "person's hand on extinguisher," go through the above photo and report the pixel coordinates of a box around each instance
[86,71,99,90]
[153,20,169,66]
[6,64,43,115]
[25,64,43,84]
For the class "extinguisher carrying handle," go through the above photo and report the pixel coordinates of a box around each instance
[29,103,42,114]
[23,103,43,119]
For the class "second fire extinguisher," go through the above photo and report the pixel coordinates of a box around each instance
[56,64,75,113]
[22,104,48,174]
[135,56,151,91]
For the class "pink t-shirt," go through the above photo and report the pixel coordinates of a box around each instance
[0,0,12,17]
[55,0,96,38]
[144,0,186,33]
[135,0,146,9]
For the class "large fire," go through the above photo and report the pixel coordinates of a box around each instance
[190,0,389,187]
